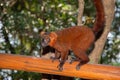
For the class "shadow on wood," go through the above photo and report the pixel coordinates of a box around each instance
[0,53,120,80]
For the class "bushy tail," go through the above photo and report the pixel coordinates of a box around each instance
[92,0,105,39]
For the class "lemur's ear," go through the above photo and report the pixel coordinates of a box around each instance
[49,32,57,39]
[48,32,57,46]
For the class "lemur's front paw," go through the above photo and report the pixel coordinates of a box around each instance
[57,65,63,71]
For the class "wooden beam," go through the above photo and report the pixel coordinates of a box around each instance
[0,53,120,80]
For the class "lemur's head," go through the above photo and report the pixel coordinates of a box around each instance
[40,31,57,47]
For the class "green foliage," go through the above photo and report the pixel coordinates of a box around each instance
[11,71,41,80]
[0,69,41,80]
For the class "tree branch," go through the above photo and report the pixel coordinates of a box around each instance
[89,0,115,63]
[0,54,120,79]
[77,0,84,26]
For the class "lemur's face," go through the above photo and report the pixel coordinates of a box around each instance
[40,32,50,47]
[40,31,57,47]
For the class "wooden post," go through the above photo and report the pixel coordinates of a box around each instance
[0,53,120,80]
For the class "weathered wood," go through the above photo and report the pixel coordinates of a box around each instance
[0,53,120,80]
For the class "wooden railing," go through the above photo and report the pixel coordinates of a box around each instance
[0,53,120,80]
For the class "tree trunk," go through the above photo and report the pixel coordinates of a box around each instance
[77,0,84,26]
[89,0,115,63]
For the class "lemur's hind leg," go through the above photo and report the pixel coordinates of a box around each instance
[73,49,89,70]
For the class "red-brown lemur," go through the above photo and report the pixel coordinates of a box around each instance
[40,0,105,71]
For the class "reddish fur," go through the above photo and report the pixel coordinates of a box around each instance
[53,27,95,52]
[40,0,105,70]
[93,0,105,34]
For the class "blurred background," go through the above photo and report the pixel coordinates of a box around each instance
[0,0,120,80]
